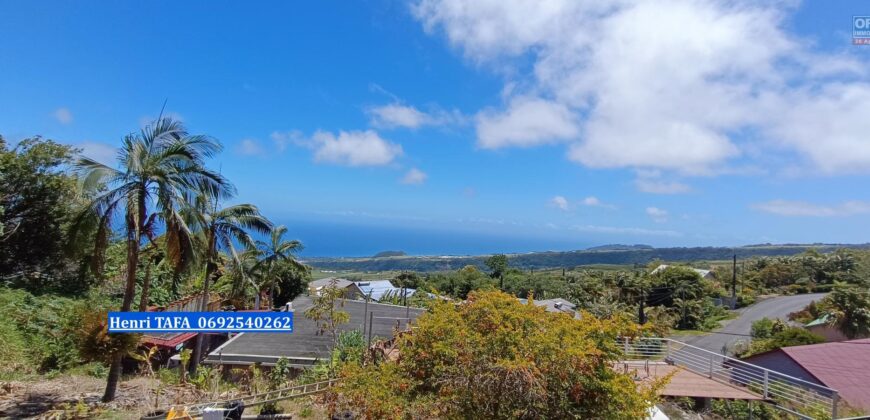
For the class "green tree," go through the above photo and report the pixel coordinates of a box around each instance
[305,280,350,346]
[333,290,662,419]
[270,258,310,307]
[393,271,421,289]
[255,225,304,309]
[484,254,508,288]
[741,327,824,357]
[74,117,229,401]
[189,196,271,373]
[751,317,786,339]
[218,243,264,308]
[0,136,86,293]
[822,284,870,339]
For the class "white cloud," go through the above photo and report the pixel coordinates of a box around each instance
[633,170,691,194]
[582,196,601,206]
[270,130,304,152]
[53,108,73,124]
[301,130,403,166]
[550,195,569,211]
[582,196,616,209]
[762,84,870,175]
[413,0,870,175]
[368,104,432,129]
[368,103,467,130]
[753,200,870,217]
[571,224,681,237]
[401,168,428,185]
[237,138,265,156]
[646,206,669,223]
[477,96,579,149]
[76,141,117,164]
[634,178,691,195]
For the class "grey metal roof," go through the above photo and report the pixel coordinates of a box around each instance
[204,295,424,367]
[355,280,415,301]
[308,277,354,289]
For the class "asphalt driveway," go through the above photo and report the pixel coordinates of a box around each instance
[674,293,827,354]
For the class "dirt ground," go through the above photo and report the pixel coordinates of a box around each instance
[0,375,231,419]
[0,375,329,419]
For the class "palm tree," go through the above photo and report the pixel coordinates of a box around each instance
[223,242,265,308]
[74,117,229,402]
[188,196,271,373]
[255,225,304,309]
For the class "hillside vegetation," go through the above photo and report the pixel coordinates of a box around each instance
[303,243,870,272]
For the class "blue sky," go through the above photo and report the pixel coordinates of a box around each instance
[2,1,870,256]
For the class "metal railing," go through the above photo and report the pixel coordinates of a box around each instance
[617,337,840,419]
[140,379,340,419]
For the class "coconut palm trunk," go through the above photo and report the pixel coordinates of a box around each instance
[74,117,230,402]
[139,259,152,312]
[103,212,141,402]
[190,229,217,375]
[187,200,271,375]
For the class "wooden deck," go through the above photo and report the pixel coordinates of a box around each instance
[618,361,763,400]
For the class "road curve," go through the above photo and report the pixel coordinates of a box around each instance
[676,293,827,354]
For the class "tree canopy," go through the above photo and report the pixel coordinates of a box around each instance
[0,136,87,293]
[332,290,662,419]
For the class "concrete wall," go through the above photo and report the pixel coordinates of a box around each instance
[807,325,850,342]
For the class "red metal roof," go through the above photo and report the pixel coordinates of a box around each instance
[779,338,870,411]
[141,332,197,348]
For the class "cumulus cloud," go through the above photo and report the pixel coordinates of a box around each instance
[477,97,579,149]
[298,130,402,166]
[412,0,870,175]
[582,196,616,209]
[368,103,467,130]
[635,179,691,195]
[633,169,692,194]
[646,206,669,223]
[270,130,304,152]
[550,195,569,211]
[53,107,73,124]
[401,168,428,185]
[368,104,432,129]
[753,200,870,217]
[582,196,602,206]
[237,138,265,156]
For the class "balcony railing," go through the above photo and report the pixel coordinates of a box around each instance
[617,337,840,419]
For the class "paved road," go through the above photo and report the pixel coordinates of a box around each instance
[675,293,827,354]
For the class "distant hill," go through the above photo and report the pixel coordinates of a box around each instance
[372,250,407,258]
[302,243,870,273]
[585,244,654,251]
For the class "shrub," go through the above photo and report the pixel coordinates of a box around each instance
[332,290,663,419]
[741,327,824,357]
[751,318,785,339]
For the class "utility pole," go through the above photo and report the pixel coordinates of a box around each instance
[638,288,646,324]
[731,254,737,310]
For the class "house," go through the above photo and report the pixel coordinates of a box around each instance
[651,264,715,280]
[141,292,224,367]
[355,280,415,302]
[307,277,364,299]
[518,297,580,319]
[740,339,870,411]
[203,295,424,368]
[804,314,851,342]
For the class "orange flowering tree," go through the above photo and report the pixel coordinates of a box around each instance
[332,290,664,419]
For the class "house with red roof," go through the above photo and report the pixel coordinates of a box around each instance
[741,338,870,413]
